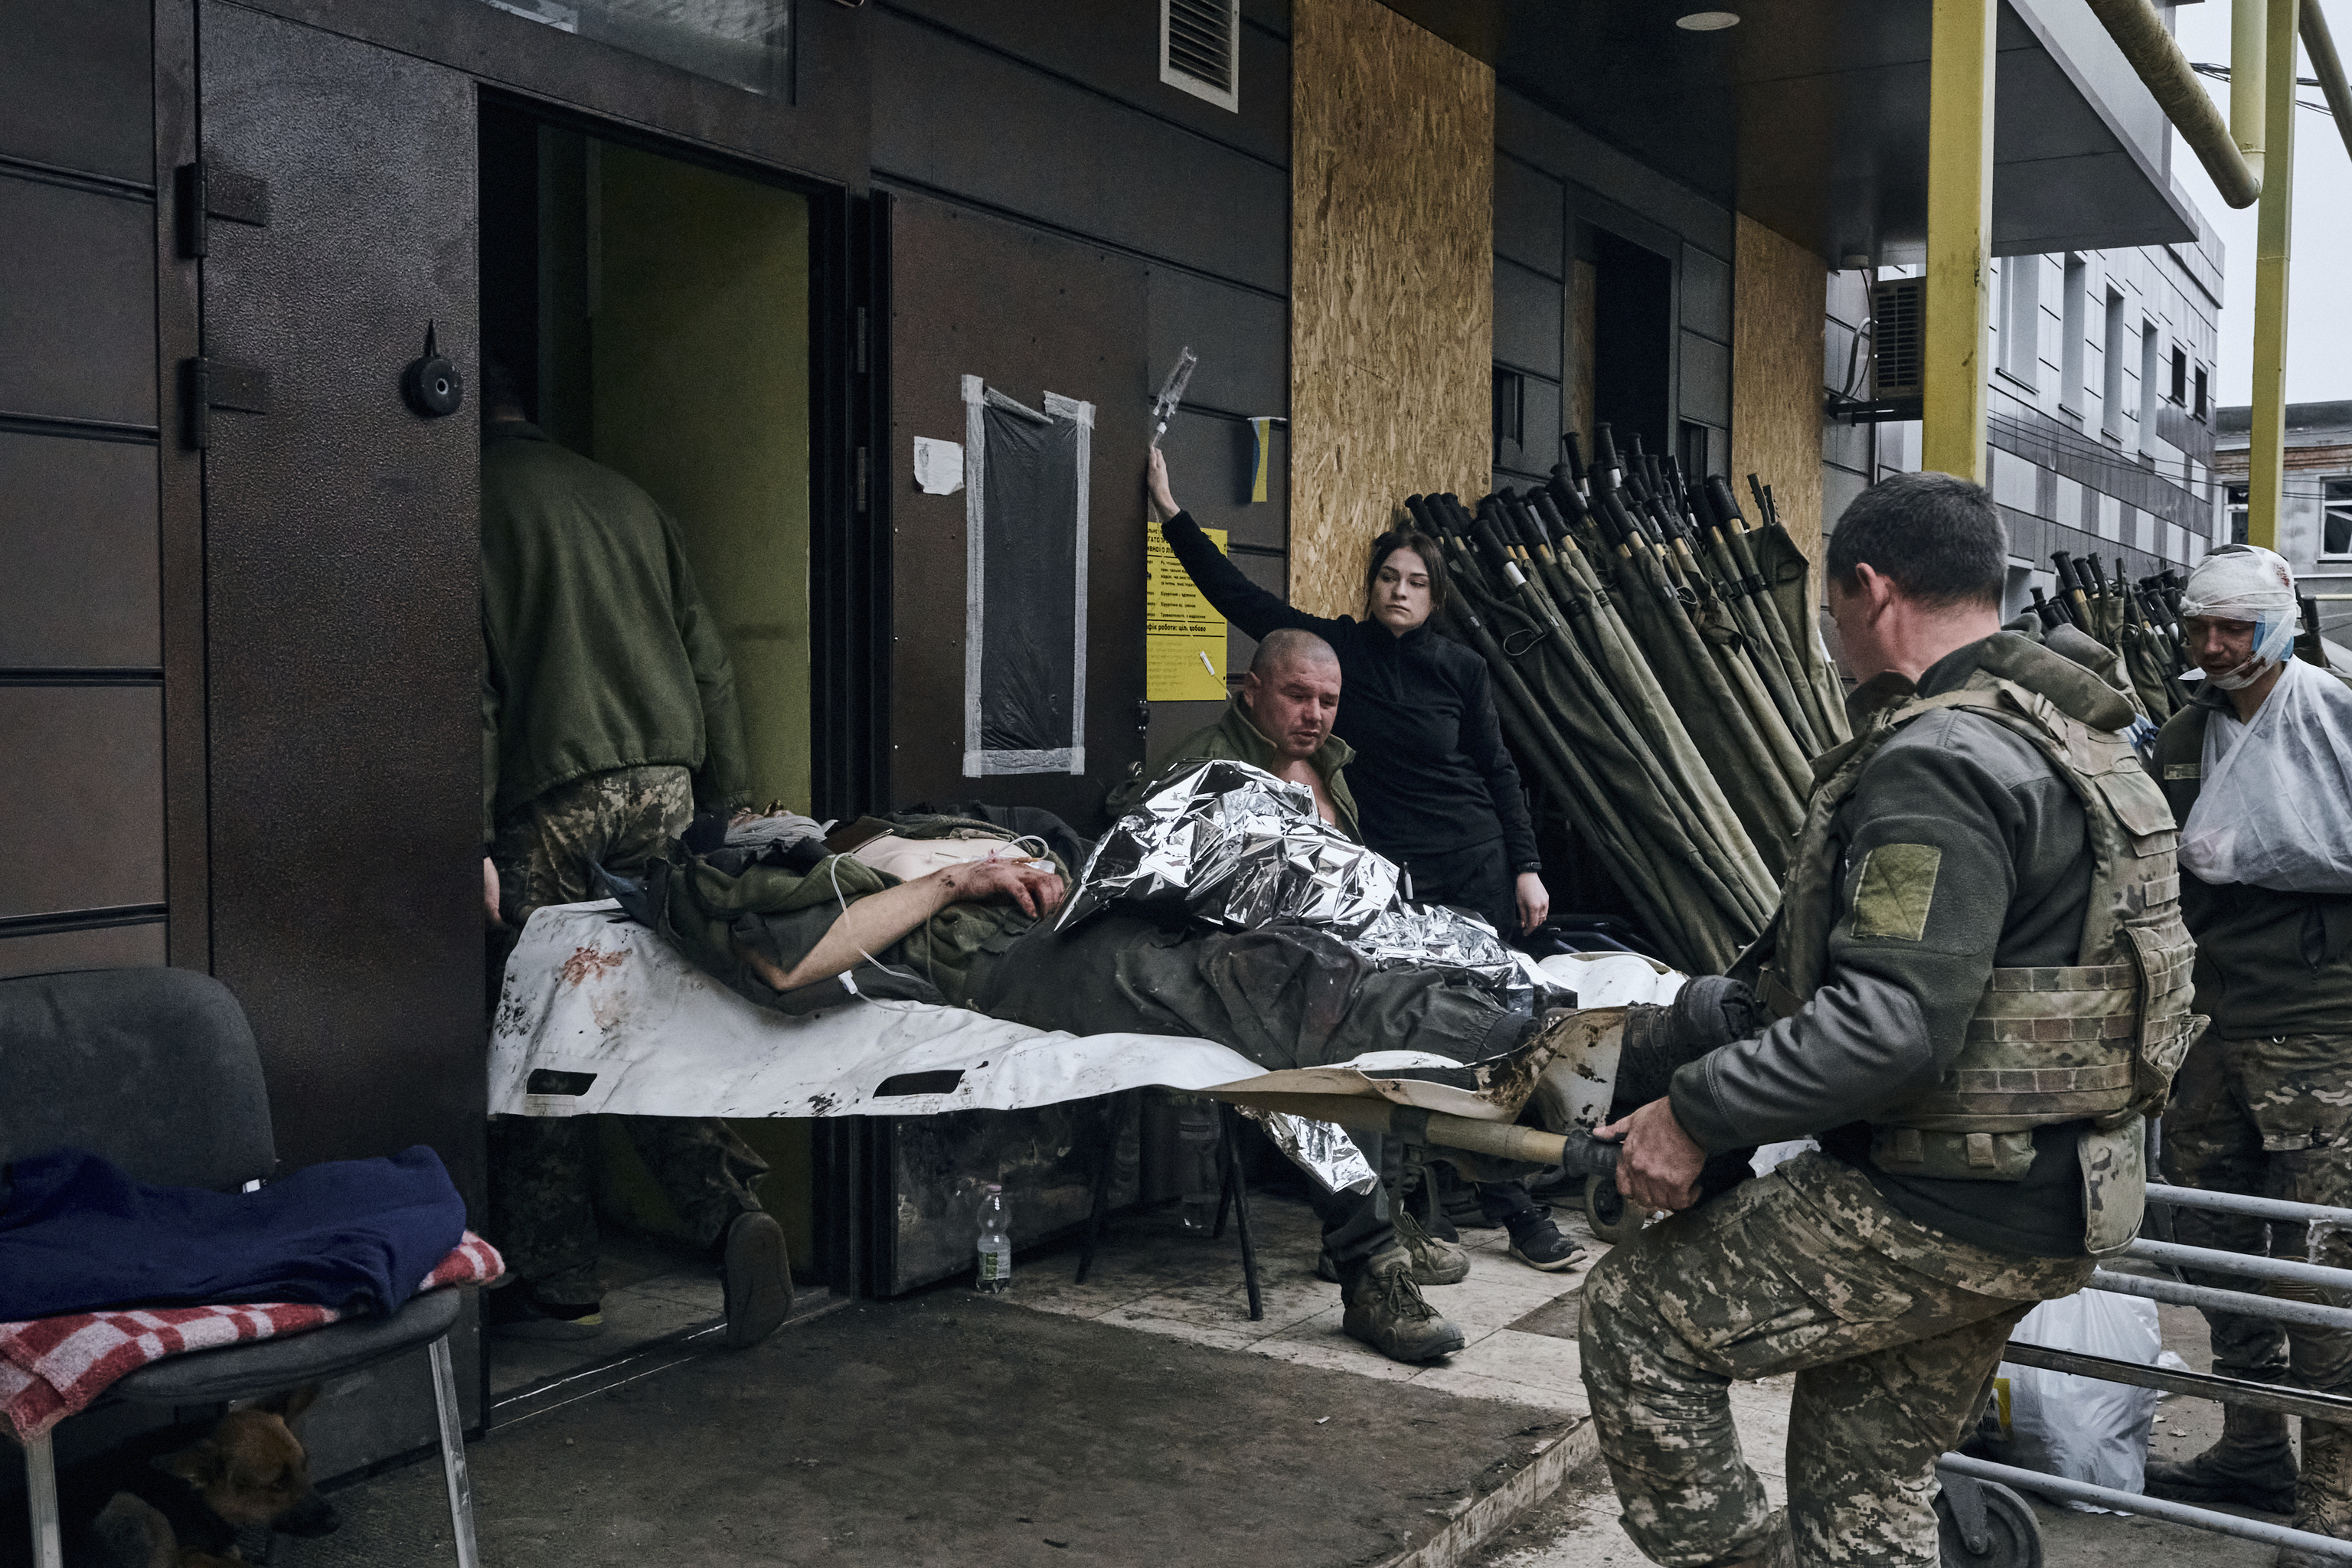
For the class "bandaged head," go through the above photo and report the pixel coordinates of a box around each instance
[2180,544,2298,690]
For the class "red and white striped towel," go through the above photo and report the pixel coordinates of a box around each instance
[0,1231,502,1442]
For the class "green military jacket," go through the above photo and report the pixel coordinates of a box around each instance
[2154,682,2352,1040]
[481,423,749,837]
[1106,699,1363,841]
[1678,633,2195,1258]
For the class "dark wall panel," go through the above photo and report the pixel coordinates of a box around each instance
[0,686,163,920]
[888,194,1149,829]
[0,0,154,183]
[1158,410,1285,550]
[1494,256,1563,380]
[1679,331,1731,429]
[1681,242,1732,341]
[0,179,158,426]
[224,0,873,193]
[1496,374,1562,481]
[0,921,169,982]
[1145,266,1286,419]
[1494,152,1564,279]
[870,11,1287,294]
[877,1,1289,168]
[198,3,485,1202]
[0,432,159,668]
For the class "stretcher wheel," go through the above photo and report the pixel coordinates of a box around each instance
[1936,1475,2041,1568]
[1584,1172,1645,1246]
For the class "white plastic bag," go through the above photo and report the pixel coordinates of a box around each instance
[2180,657,2352,894]
[1987,1292,2161,1511]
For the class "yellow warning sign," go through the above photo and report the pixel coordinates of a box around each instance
[1146,524,1230,701]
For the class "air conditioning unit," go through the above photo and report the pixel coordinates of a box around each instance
[1870,277,1926,401]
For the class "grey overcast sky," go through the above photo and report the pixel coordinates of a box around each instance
[2167,0,2352,407]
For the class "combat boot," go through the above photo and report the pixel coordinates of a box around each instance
[1341,1249,1466,1363]
[2144,1403,2299,1515]
[2277,1419,2352,1567]
[1316,1209,1469,1285]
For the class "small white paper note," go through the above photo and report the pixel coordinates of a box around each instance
[913,436,964,495]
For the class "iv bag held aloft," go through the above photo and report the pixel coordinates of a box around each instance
[1148,348,1198,449]
[975,1184,1013,1294]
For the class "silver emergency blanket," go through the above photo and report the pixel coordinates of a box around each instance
[1237,1106,1378,1195]
[1060,758,1552,1004]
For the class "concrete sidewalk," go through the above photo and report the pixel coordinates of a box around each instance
[278,1191,1605,1568]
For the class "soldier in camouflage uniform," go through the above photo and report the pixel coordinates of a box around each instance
[1580,473,2200,1567]
[478,364,788,1349]
[2144,546,2352,1563]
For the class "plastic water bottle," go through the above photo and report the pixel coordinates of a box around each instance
[1175,1096,1221,1235]
[975,1184,1013,1293]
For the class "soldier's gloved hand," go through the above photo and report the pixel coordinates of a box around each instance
[1594,1097,1704,1214]
[1615,976,1762,1106]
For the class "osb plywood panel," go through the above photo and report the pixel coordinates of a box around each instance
[1290,0,1494,619]
[1731,214,1828,565]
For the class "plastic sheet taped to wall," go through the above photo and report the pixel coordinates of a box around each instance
[962,375,1093,776]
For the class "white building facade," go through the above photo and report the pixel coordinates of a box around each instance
[1825,216,2226,617]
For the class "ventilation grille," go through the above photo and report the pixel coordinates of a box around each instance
[1870,277,1926,401]
[1163,0,1240,113]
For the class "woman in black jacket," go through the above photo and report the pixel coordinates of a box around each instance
[1146,452,1577,1273]
[1147,450,1549,936]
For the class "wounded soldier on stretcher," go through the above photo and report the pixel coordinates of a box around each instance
[616,799,1623,1364]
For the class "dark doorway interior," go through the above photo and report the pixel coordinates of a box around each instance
[1590,227,1674,462]
[476,106,825,1395]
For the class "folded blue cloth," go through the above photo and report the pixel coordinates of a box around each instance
[0,1145,466,1320]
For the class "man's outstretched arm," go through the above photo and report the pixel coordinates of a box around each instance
[735,859,1064,995]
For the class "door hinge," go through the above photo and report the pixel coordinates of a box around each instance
[854,445,870,514]
[181,357,272,449]
[175,160,272,258]
[854,306,869,376]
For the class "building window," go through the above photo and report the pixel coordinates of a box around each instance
[2194,364,2209,422]
[2101,291,2126,438]
[2169,345,2187,405]
[1999,256,2040,387]
[2060,256,2088,414]
[2326,478,2352,557]
[2229,484,2249,546]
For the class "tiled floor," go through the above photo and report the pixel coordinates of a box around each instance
[1000,1188,1626,1419]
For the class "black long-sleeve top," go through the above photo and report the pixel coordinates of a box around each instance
[1161,511,1540,870]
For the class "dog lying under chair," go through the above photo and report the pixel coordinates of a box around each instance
[56,1386,337,1567]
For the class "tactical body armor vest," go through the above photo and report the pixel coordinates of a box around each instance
[1751,634,2203,1253]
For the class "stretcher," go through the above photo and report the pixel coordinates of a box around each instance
[488,901,1683,1125]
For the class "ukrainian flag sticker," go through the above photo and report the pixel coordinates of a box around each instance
[1249,416,1272,505]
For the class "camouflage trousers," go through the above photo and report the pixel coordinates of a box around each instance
[2160,1031,2352,1529]
[1579,1152,2092,1568]
[487,763,756,1305]
[485,1115,768,1305]
[489,763,694,926]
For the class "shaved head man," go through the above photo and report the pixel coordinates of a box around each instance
[1240,629,1344,823]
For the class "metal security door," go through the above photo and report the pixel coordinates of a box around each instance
[194,0,486,1467]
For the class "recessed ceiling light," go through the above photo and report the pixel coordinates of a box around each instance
[1676,10,1740,29]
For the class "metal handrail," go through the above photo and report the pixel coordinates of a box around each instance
[2148,1182,2352,1227]
[2130,1236,2352,1293]
[1999,1340,2352,1423]
[2090,1267,2352,1330]
[1937,1455,2352,1559]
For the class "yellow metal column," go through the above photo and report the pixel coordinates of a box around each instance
[2248,0,2298,549]
[1922,0,1998,482]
